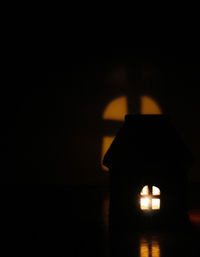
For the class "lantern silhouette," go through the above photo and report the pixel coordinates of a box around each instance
[103,114,193,230]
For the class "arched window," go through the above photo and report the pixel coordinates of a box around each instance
[140,185,161,210]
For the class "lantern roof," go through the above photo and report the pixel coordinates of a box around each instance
[103,115,194,170]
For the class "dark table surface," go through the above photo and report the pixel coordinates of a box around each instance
[1,186,199,256]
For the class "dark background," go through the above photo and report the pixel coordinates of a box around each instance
[4,48,200,185]
[1,47,200,255]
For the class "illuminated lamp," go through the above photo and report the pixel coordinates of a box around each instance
[103,115,194,230]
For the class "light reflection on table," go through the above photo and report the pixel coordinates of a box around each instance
[140,235,160,257]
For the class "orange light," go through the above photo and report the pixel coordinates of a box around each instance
[101,136,115,171]
[140,241,149,257]
[101,96,128,171]
[141,96,162,114]
[189,210,200,226]
[140,238,160,257]
[151,240,160,257]
[101,95,162,172]
[102,96,128,121]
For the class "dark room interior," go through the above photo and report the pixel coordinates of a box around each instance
[2,48,200,256]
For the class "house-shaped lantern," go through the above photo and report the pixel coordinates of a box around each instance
[103,115,193,229]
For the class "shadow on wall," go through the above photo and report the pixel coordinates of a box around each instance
[101,95,162,171]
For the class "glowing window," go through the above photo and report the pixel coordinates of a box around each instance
[140,185,149,196]
[140,197,150,210]
[152,186,160,196]
[140,185,161,210]
[152,199,160,210]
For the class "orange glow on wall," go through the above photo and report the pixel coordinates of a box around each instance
[101,95,162,171]
[102,96,128,121]
[141,96,162,114]
[102,96,128,171]
[101,136,115,171]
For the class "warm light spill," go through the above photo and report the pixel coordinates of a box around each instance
[189,210,200,226]
[101,136,115,171]
[140,197,150,210]
[141,185,149,195]
[152,199,160,210]
[140,242,149,257]
[102,96,128,121]
[101,95,162,172]
[102,96,128,171]
[141,96,162,114]
[140,238,160,257]
[151,241,160,257]
[152,186,160,196]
